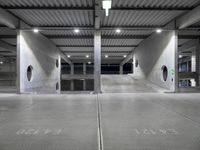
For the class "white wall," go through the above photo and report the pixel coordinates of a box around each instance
[133,31,176,91]
[17,31,61,94]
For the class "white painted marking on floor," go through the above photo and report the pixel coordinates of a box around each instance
[134,129,179,136]
[16,128,62,135]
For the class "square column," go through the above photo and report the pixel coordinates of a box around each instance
[94,31,101,93]
[120,65,123,74]
[83,63,86,91]
[196,39,200,86]
[70,64,74,91]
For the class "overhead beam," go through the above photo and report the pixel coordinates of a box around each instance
[3,6,94,10]
[120,51,134,65]
[63,51,131,53]
[0,35,148,39]
[60,52,72,65]
[177,5,200,29]
[0,40,16,53]
[57,45,138,48]
[95,0,101,29]
[0,7,19,28]
[19,26,161,31]
[178,39,197,53]
[2,35,200,40]
[2,6,193,11]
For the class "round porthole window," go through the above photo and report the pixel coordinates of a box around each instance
[162,65,168,81]
[56,59,59,68]
[27,65,33,81]
[56,82,59,90]
[135,60,139,67]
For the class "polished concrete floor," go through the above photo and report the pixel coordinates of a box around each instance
[101,75,164,93]
[0,93,200,150]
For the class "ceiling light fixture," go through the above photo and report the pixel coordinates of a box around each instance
[67,55,71,58]
[123,55,127,58]
[179,55,182,58]
[0,61,3,64]
[105,55,108,58]
[86,55,89,58]
[74,28,80,33]
[88,61,91,64]
[156,28,162,33]
[116,29,121,33]
[102,0,112,16]
[33,28,39,33]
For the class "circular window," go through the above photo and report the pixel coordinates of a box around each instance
[162,65,168,81]
[27,65,33,81]
[56,59,59,68]
[56,82,59,90]
[135,60,139,67]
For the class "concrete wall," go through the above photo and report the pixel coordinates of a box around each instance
[133,31,176,91]
[17,31,61,94]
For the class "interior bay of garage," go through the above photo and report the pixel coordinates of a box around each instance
[0,0,200,149]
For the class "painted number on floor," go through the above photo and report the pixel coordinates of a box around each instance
[16,128,62,135]
[134,129,178,136]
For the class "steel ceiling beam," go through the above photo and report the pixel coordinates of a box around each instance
[63,51,131,53]
[21,26,161,30]
[177,5,200,29]
[0,40,16,53]
[2,6,193,11]
[2,35,199,39]
[120,51,134,66]
[57,45,138,48]
[0,7,19,28]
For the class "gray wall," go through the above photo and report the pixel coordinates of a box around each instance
[17,31,61,94]
[133,31,176,91]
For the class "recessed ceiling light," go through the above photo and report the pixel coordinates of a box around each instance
[33,28,39,33]
[179,55,182,58]
[67,55,71,58]
[123,55,127,58]
[156,28,162,33]
[86,55,89,58]
[116,29,121,33]
[0,61,3,64]
[74,28,80,33]
[88,61,91,64]
[105,55,108,58]
[102,0,112,16]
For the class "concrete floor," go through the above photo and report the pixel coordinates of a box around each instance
[0,93,200,149]
[0,76,200,149]
[101,75,165,93]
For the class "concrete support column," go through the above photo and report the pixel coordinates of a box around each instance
[196,39,200,86]
[83,63,86,91]
[186,61,189,72]
[120,65,123,74]
[94,31,101,93]
[70,64,74,91]
[174,30,179,92]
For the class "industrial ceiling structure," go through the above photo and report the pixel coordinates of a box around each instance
[0,0,200,64]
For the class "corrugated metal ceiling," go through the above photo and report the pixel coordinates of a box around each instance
[0,0,199,63]
[112,0,200,8]
[41,30,94,36]
[0,0,198,8]
[101,10,185,27]
[60,47,133,52]
[10,10,93,26]
[51,38,93,46]
[0,0,93,7]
